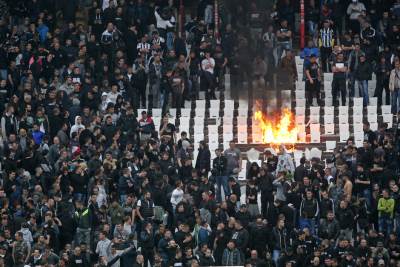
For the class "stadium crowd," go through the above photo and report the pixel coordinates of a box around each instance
[0,0,400,267]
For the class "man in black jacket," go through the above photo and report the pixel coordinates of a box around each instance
[249,216,270,259]
[355,54,372,106]
[212,148,228,203]
[231,219,249,256]
[139,222,155,267]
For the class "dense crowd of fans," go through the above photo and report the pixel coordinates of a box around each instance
[0,0,400,267]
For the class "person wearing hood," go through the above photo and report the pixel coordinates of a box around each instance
[70,116,85,137]
[20,223,33,245]
[275,145,295,175]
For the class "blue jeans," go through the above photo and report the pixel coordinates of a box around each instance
[362,189,371,209]
[272,249,281,266]
[120,194,127,204]
[167,32,174,51]
[299,217,316,236]
[307,21,317,36]
[215,176,229,202]
[277,41,292,63]
[358,80,369,106]
[395,214,400,239]
[75,227,91,247]
[0,69,7,80]
[379,214,393,235]
[392,89,400,114]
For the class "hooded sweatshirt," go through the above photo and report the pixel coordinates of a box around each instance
[70,116,85,137]
[20,227,33,244]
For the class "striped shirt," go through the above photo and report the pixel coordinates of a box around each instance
[137,42,151,54]
[319,28,334,48]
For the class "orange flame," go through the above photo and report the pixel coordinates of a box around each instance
[254,109,298,144]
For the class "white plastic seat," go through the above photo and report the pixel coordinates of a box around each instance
[324,114,334,124]
[310,147,322,159]
[193,133,204,142]
[238,108,248,117]
[224,100,234,109]
[237,132,248,144]
[324,81,332,92]
[296,115,305,125]
[324,123,335,135]
[382,105,392,114]
[194,117,204,127]
[310,124,320,143]
[196,100,206,109]
[223,118,233,126]
[339,124,350,142]
[353,105,363,116]
[224,108,234,118]
[237,116,247,126]
[382,113,393,123]
[224,133,233,142]
[296,107,306,116]
[295,81,305,90]
[210,100,220,110]
[180,109,191,117]
[353,114,363,124]
[208,125,218,133]
[209,108,220,119]
[353,98,363,107]
[367,113,377,123]
[297,98,306,107]
[339,106,348,116]
[369,97,378,106]
[354,131,364,142]
[196,108,206,117]
[296,90,306,100]
[152,108,162,117]
[370,122,378,131]
[309,107,320,123]
[324,73,333,82]
[367,105,377,115]
[324,106,334,115]
[252,133,263,144]
[353,123,363,134]
[326,141,336,152]
[339,114,349,124]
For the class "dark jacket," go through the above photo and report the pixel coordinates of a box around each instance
[231,227,249,252]
[270,226,290,251]
[74,208,92,229]
[212,155,227,176]
[318,218,340,240]
[222,248,243,266]
[336,207,354,229]
[195,147,211,173]
[355,61,372,81]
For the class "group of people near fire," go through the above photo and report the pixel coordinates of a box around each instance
[0,0,400,266]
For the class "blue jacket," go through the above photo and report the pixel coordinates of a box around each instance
[37,24,49,43]
[300,47,320,65]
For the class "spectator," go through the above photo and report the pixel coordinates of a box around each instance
[378,189,395,235]
[389,60,400,114]
[355,54,373,106]
[305,54,321,106]
[331,53,348,106]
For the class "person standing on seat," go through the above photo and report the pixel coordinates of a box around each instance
[355,54,372,106]
[332,53,348,106]
[318,20,335,72]
[305,54,321,106]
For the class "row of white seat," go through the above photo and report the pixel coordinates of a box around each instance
[295,104,393,126]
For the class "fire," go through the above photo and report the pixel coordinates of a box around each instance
[254,109,298,144]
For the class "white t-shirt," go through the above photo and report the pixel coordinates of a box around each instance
[201,58,215,74]
[170,188,184,207]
